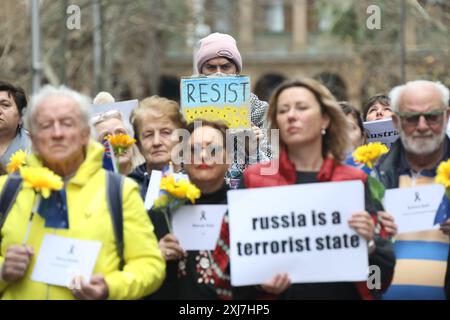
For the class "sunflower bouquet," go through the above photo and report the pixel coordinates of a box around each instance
[153,168,201,232]
[352,142,389,206]
[434,159,450,225]
[153,175,201,210]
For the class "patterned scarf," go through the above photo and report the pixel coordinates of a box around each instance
[211,213,232,299]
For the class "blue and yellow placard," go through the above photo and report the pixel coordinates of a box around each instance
[180,76,251,129]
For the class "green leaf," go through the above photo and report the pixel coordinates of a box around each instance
[368,175,385,205]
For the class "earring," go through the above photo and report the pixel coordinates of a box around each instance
[321,128,326,135]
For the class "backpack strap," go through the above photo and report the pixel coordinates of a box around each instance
[106,171,125,270]
[0,174,23,233]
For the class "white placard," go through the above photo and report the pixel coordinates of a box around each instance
[227,180,368,286]
[383,184,445,234]
[144,170,190,210]
[363,118,399,148]
[91,99,138,136]
[32,234,102,287]
[172,205,227,250]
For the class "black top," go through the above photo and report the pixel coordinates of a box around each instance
[147,183,229,300]
[128,163,151,199]
[295,171,318,184]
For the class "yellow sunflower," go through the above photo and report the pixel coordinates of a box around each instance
[158,175,201,204]
[352,142,389,169]
[20,167,64,198]
[185,183,201,204]
[436,159,450,189]
[106,133,136,154]
[6,149,28,173]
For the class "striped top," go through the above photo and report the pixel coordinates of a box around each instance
[382,174,450,300]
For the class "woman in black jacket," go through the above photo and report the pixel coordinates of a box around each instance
[148,120,232,299]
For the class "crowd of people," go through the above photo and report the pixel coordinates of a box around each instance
[0,32,449,300]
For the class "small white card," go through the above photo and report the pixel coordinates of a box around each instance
[172,205,227,250]
[144,170,189,210]
[31,234,102,288]
[383,184,445,234]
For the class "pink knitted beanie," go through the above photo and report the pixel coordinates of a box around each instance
[196,32,243,74]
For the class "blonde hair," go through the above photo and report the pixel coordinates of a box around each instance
[268,78,350,162]
[130,95,186,144]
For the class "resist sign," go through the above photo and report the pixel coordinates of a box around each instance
[180,76,251,129]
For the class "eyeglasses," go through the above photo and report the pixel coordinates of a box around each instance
[395,109,447,126]
[91,109,123,125]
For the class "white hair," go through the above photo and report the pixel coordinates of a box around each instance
[25,85,93,134]
[389,80,450,112]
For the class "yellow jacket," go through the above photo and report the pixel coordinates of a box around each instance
[0,140,165,300]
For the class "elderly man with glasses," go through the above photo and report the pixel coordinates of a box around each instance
[374,80,450,300]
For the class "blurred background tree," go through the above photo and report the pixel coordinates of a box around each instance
[0,0,448,106]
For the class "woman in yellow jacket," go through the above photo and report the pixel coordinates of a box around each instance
[0,86,165,300]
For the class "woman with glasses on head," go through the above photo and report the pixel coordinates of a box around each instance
[148,119,233,299]
[92,109,144,175]
[232,78,396,300]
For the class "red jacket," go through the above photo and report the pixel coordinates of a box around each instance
[244,147,367,188]
[242,147,384,300]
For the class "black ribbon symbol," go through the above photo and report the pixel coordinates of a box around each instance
[414,192,421,202]
[200,211,207,221]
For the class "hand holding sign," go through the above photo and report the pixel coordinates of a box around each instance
[260,273,291,295]
[71,274,109,300]
[383,184,445,233]
[348,211,375,242]
[159,234,186,261]
[378,211,398,237]
[1,245,34,283]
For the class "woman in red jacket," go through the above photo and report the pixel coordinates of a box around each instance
[233,78,396,299]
